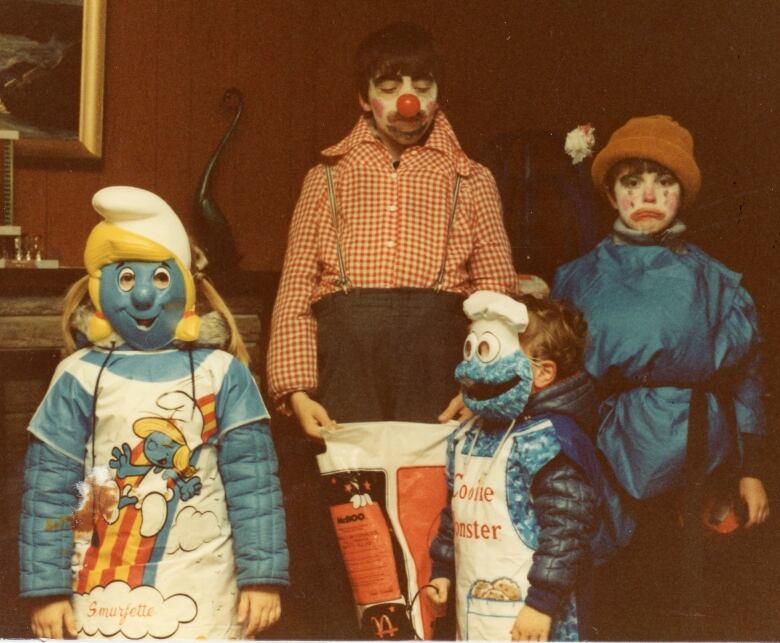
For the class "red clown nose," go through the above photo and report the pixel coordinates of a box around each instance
[396,93,420,117]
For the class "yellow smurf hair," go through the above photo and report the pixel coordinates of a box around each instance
[84,186,200,344]
[133,417,197,478]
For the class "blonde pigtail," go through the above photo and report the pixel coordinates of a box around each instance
[61,276,91,356]
[197,275,250,366]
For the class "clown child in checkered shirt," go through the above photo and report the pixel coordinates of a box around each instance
[267,22,516,639]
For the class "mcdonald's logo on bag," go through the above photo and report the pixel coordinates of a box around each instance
[370,614,399,639]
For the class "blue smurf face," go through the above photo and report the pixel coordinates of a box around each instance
[455,318,533,421]
[143,431,180,468]
[99,260,186,350]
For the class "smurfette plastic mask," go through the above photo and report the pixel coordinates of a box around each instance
[98,259,187,350]
[455,291,533,421]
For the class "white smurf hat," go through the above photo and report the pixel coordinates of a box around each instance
[463,290,529,333]
[91,186,191,269]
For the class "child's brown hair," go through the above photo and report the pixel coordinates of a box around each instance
[518,294,589,379]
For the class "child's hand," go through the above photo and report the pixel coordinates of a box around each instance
[511,605,551,641]
[290,391,336,440]
[425,578,451,617]
[739,476,770,527]
[31,597,77,639]
[237,585,281,637]
[438,392,474,423]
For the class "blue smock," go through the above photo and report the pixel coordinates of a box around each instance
[553,237,766,499]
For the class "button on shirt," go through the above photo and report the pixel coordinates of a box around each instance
[267,111,515,408]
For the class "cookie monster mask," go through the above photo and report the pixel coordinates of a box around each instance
[455,291,533,421]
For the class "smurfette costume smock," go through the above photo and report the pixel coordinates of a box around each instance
[22,345,283,639]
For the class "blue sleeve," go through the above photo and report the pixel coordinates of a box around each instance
[429,430,459,581]
[218,419,289,587]
[724,287,766,437]
[19,439,83,597]
[215,358,270,436]
[28,370,92,463]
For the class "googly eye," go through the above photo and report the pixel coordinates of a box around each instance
[153,266,171,289]
[118,267,135,292]
[463,332,477,360]
[476,332,501,363]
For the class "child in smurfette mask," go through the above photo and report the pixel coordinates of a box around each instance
[552,116,769,636]
[426,291,632,641]
[19,186,288,640]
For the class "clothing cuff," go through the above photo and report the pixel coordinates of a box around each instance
[525,586,563,617]
[20,586,72,599]
[430,558,455,583]
[741,433,767,479]
[237,577,290,589]
[274,388,316,416]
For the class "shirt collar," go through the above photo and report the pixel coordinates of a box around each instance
[322,110,471,176]
[611,218,688,252]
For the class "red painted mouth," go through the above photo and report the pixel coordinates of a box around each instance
[630,209,665,221]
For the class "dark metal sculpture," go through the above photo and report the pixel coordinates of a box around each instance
[194,87,243,277]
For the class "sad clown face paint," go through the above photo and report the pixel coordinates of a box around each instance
[455,292,534,421]
[99,259,187,350]
[360,74,439,151]
[610,168,681,234]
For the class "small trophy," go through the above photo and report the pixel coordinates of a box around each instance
[0,130,58,268]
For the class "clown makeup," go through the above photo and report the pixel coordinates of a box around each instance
[359,73,439,158]
[609,167,681,234]
[99,259,187,350]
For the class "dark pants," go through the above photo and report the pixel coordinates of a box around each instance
[277,289,466,640]
[591,487,777,641]
[314,288,467,423]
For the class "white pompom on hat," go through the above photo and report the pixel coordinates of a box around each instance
[91,186,191,269]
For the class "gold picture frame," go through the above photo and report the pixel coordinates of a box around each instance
[0,0,106,160]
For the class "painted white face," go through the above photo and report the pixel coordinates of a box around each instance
[610,169,682,234]
[360,74,439,152]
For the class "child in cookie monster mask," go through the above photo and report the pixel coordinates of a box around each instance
[19,186,288,640]
[426,291,632,641]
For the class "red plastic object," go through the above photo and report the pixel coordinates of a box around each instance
[396,94,420,117]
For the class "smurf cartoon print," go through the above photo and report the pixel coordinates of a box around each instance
[20,186,288,639]
[110,407,204,538]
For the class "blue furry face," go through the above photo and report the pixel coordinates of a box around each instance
[455,320,533,420]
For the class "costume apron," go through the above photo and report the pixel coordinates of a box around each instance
[453,420,578,641]
[70,350,240,640]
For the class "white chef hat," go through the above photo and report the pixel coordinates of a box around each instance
[463,290,529,333]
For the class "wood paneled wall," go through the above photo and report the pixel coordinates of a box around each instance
[10,1,778,272]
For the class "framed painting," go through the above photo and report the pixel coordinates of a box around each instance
[0,0,106,160]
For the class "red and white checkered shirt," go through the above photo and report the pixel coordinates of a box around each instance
[267,111,515,409]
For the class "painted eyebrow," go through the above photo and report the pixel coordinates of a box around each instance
[373,73,403,84]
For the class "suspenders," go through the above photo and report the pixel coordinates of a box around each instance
[323,164,462,294]
[324,165,351,294]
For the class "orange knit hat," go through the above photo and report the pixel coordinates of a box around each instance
[591,115,701,208]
